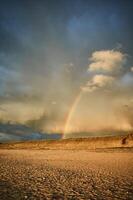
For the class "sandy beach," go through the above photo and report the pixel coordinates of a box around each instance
[0,149,133,200]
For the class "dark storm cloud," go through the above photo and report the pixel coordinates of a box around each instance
[1,0,133,65]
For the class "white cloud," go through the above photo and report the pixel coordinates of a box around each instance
[88,50,126,73]
[92,74,114,86]
[131,67,133,72]
[82,74,114,92]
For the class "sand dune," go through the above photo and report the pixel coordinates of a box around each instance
[1,134,133,150]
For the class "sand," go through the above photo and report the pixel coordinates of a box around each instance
[0,149,133,200]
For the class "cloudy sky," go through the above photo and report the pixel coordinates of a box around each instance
[0,0,133,136]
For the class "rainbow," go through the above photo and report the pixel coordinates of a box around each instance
[63,91,83,138]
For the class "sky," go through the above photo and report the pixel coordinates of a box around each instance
[0,0,133,137]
